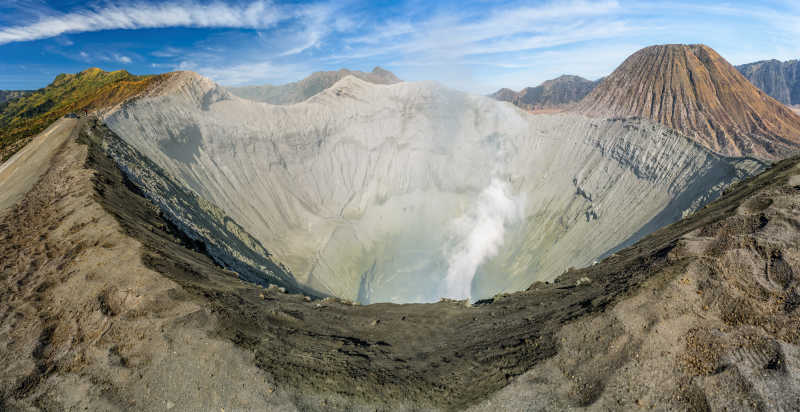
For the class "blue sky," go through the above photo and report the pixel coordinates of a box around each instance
[1,0,799,94]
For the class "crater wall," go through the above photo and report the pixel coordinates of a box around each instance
[104,73,763,303]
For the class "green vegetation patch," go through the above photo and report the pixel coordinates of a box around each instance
[0,68,164,162]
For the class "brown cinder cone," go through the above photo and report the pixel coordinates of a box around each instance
[577,44,800,160]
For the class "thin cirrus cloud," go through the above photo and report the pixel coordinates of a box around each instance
[73,49,133,65]
[335,0,623,60]
[177,59,310,86]
[0,0,798,93]
[114,54,133,64]
[180,0,627,86]
[0,0,286,45]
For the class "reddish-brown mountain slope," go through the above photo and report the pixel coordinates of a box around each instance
[576,44,800,160]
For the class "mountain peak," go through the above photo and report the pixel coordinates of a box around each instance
[228,67,401,104]
[490,75,598,110]
[576,44,800,160]
[549,74,589,82]
[371,66,401,83]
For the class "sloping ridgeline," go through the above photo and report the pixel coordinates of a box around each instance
[0,68,165,162]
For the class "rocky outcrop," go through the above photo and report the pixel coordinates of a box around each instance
[737,59,800,106]
[227,67,401,104]
[577,44,800,160]
[490,75,598,110]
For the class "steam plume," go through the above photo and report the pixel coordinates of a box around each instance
[443,178,523,300]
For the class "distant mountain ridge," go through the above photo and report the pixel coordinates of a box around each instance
[491,59,800,114]
[576,44,800,160]
[736,59,800,106]
[490,75,599,110]
[0,90,32,104]
[228,67,401,104]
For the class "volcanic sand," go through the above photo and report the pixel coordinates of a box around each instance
[2,118,799,410]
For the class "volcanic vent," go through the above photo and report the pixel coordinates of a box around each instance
[577,44,800,160]
[97,66,763,304]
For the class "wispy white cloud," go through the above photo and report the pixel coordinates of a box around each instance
[0,0,286,45]
[114,54,132,64]
[621,1,800,64]
[312,0,635,92]
[325,0,800,93]
[151,46,183,58]
[466,42,643,93]
[274,3,337,56]
[177,58,310,85]
[335,0,623,60]
[52,35,73,46]
[71,49,135,66]
[4,0,799,93]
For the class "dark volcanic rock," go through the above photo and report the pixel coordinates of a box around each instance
[737,59,800,106]
[490,75,599,110]
[576,44,800,160]
[490,87,518,102]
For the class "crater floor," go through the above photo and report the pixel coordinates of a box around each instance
[104,73,762,303]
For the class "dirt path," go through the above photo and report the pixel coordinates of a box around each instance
[0,123,297,411]
[0,117,78,213]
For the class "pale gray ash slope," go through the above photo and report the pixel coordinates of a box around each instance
[227,67,400,104]
[102,71,762,304]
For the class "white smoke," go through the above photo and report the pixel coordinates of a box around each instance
[443,178,524,300]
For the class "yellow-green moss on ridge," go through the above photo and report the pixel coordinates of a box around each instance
[0,68,164,162]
